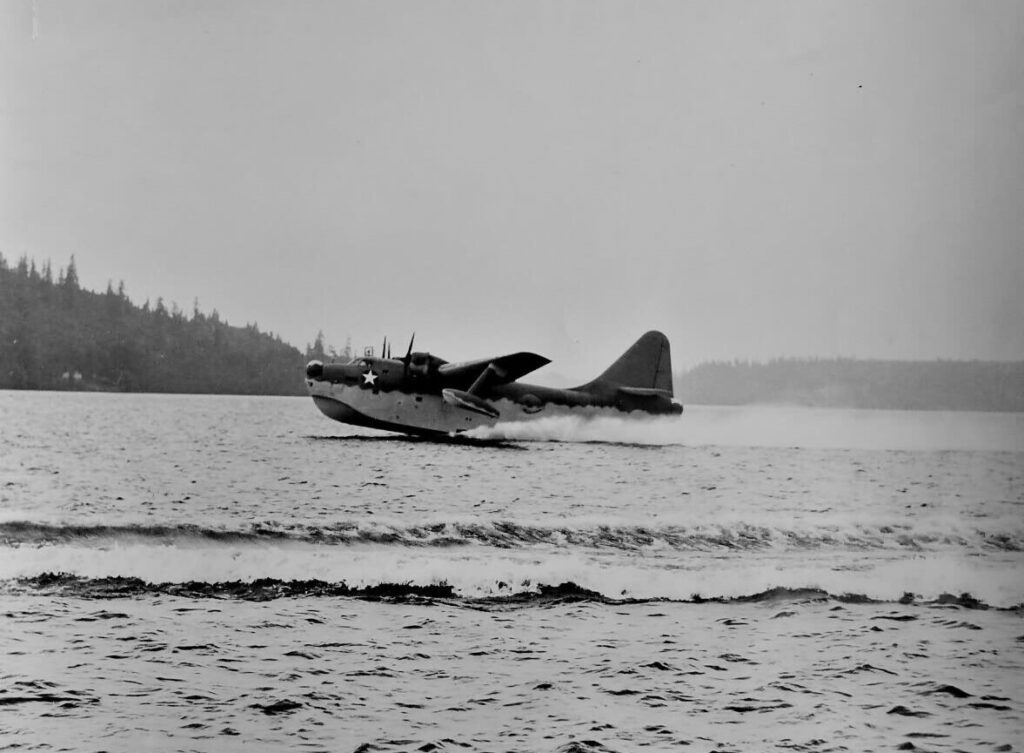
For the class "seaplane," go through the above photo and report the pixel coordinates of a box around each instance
[304,330,683,438]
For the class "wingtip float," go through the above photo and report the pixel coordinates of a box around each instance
[305,330,683,438]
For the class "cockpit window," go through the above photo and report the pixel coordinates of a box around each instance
[409,352,430,376]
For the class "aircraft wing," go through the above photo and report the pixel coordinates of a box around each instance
[438,352,551,390]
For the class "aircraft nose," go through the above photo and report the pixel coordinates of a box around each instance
[305,360,324,379]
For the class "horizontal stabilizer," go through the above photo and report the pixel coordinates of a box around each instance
[438,352,550,389]
[618,386,674,398]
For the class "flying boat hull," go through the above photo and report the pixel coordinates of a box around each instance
[309,381,643,437]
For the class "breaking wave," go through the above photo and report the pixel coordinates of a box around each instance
[3,529,1022,606]
[3,519,1021,552]
[7,573,1008,611]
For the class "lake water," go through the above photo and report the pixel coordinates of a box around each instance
[1,391,1022,751]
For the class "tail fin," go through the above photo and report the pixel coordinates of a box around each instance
[575,331,674,396]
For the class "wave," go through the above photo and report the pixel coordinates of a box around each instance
[2,519,1020,552]
[4,540,1022,606]
[7,573,1009,610]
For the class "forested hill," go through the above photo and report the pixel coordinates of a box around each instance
[0,255,306,395]
[675,358,1024,412]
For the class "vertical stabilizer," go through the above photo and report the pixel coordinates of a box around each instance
[576,331,674,396]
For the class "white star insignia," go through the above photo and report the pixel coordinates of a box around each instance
[362,370,378,386]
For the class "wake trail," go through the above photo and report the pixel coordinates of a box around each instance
[463,408,1023,451]
[463,416,685,445]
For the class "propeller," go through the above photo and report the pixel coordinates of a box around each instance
[402,332,416,376]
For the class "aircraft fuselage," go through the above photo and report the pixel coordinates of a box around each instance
[305,332,683,437]
[306,360,677,437]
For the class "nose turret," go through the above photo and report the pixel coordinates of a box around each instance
[306,360,366,383]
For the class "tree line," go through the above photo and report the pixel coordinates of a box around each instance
[675,357,1024,412]
[4,253,1020,408]
[0,254,307,395]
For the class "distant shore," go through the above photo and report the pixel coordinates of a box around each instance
[4,255,1021,411]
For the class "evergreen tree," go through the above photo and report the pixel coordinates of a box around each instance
[307,330,327,361]
[64,255,79,289]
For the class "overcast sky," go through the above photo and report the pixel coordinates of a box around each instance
[2,0,1021,377]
